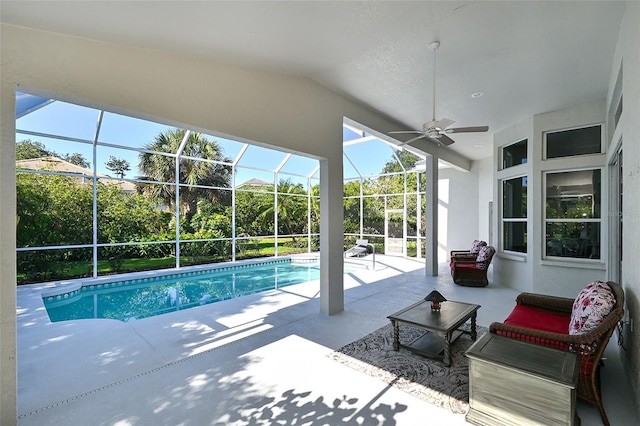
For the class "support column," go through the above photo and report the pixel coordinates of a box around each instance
[0,81,18,424]
[320,156,344,315]
[425,154,438,276]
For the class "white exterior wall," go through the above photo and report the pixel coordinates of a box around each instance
[438,157,493,267]
[532,101,607,297]
[438,167,479,262]
[610,1,640,417]
[493,117,534,293]
[436,158,492,266]
[491,101,608,298]
[475,157,494,245]
[488,4,640,418]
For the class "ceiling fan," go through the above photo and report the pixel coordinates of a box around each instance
[390,41,489,147]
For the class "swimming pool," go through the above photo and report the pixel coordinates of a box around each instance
[42,258,323,322]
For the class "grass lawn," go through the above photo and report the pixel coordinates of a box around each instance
[18,238,314,284]
[18,238,421,284]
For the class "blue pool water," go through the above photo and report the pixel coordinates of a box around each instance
[42,259,321,322]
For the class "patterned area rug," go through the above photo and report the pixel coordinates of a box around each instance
[328,323,488,414]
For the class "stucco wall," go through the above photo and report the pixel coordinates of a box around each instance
[491,100,608,298]
[532,100,607,298]
[610,1,640,417]
[475,157,493,245]
[437,167,479,262]
[492,117,534,293]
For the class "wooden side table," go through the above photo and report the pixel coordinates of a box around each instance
[465,333,580,426]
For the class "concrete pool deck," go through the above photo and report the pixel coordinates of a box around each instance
[17,256,639,425]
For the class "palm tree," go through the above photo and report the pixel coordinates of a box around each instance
[137,129,231,218]
[256,179,308,240]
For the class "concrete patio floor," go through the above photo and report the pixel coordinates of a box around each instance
[16,256,639,425]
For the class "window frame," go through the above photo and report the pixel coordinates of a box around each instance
[500,138,528,170]
[543,167,602,261]
[500,174,528,254]
[543,124,604,160]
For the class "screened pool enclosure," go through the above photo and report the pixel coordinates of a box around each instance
[15,91,428,284]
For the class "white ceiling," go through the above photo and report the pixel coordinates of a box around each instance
[0,1,626,160]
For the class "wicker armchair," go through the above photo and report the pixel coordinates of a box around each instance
[450,245,495,287]
[490,281,624,426]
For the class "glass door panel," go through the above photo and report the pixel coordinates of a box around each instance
[385,210,405,256]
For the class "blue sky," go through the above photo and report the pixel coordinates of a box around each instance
[16,94,402,186]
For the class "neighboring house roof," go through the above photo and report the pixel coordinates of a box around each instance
[237,178,272,188]
[17,156,92,175]
[16,156,136,193]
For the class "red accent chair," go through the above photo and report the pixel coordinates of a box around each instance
[490,281,624,426]
[450,245,495,287]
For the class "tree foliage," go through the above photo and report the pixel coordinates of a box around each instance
[62,153,91,169]
[16,173,171,281]
[235,188,275,236]
[16,139,90,168]
[17,173,93,247]
[16,139,50,160]
[105,156,131,178]
[257,180,308,238]
[97,183,169,244]
[137,129,232,218]
[16,131,428,283]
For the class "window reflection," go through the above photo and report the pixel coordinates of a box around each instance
[503,176,527,218]
[546,223,600,259]
[546,125,601,159]
[546,170,601,219]
[545,169,601,259]
[503,222,527,253]
[502,139,527,169]
[502,176,527,253]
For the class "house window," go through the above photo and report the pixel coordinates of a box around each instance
[545,169,601,259]
[545,125,602,159]
[502,176,527,253]
[501,139,527,169]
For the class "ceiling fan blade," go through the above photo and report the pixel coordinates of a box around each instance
[438,134,456,146]
[446,125,489,134]
[389,130,422,135]
[400,134,428,145]
[436,118,455,129]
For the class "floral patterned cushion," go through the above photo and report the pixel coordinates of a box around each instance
[470,240,487,253]
[475,246,495,269]
[569,281,616,335]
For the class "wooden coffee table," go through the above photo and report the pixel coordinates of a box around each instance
[387,299,480,367]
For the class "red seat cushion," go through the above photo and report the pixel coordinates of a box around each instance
[500,305,595,374]
[498,305,571,352]
[504,305,571,334]
[451,262,484,274]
